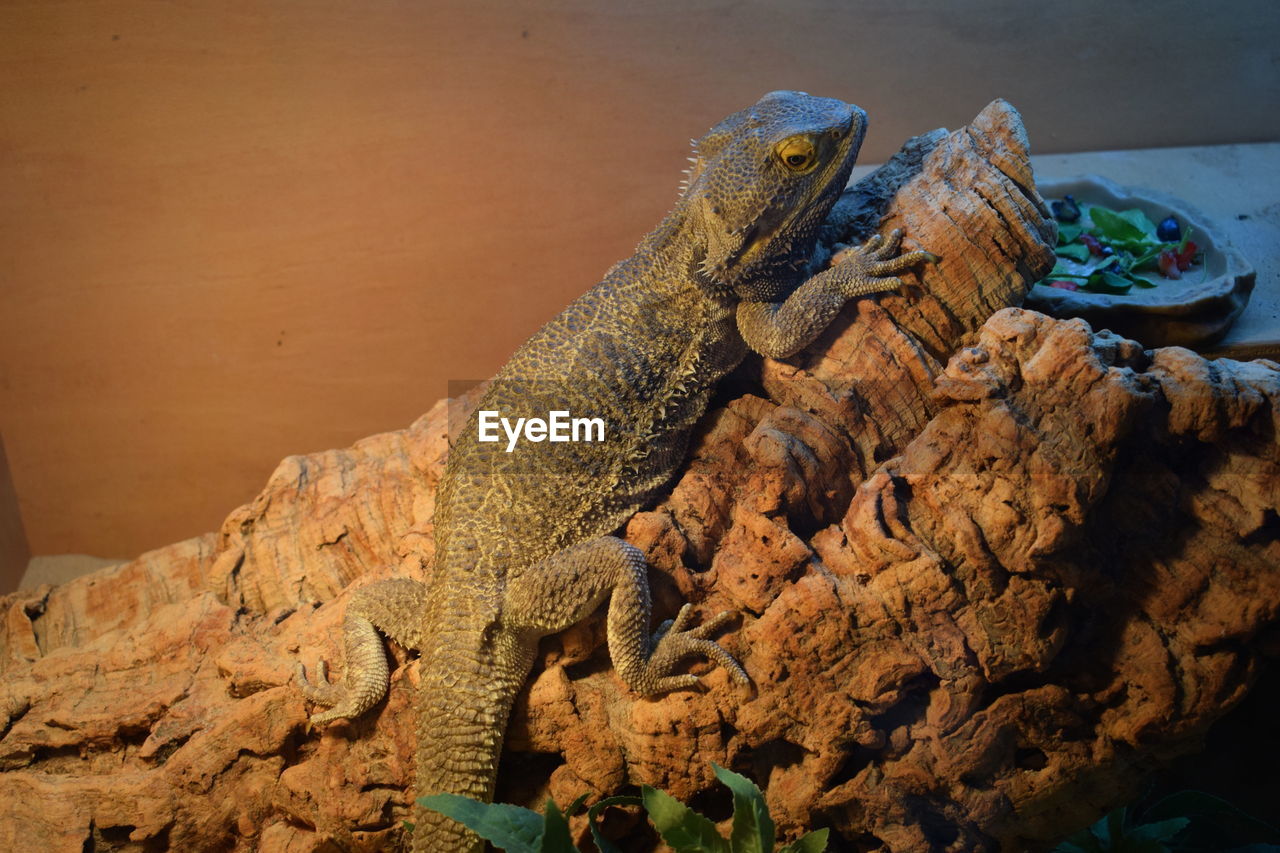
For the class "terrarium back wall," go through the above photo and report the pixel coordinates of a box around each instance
[1,0,1276,566]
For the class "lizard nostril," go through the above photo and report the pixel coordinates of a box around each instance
[833,113,854,140]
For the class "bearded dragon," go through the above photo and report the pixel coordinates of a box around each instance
[297,90,934,851]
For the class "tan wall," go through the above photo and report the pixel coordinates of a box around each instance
[0,435,31,592]
[2,0,1278,560]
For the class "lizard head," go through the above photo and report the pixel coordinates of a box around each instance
[681,91,867,299]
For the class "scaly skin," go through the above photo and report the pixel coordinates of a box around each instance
[297,91,935,851]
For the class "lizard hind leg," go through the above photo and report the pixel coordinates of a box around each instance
[296,578,429,725]
[504,535,749,696]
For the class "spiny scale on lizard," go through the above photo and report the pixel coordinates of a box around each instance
[296,90,935,852]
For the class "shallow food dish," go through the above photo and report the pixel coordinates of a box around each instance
[1025,175,1255,349]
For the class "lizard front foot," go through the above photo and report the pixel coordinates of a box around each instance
[830,228,939,299]
[636,604,750,694]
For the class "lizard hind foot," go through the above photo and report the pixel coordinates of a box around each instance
[295,659,340,706]
[641,604,750,694]
[295,660,365,725]
[294,601,397,726]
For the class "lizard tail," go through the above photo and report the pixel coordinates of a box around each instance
[410,633,537,852]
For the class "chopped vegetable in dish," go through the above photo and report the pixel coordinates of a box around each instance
[1036,195,1202,294]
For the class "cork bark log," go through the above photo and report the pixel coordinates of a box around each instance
[2,101,1277,852]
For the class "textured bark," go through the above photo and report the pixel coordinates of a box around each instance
[2,101,1278,852]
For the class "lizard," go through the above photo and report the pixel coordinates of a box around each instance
[296,90,935,852]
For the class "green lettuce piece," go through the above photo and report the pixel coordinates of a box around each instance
[1088,205,1157,243]
[1084,270,1133,294]
[1045,260,1089,281]
[1056,223,1084,245]
[1056,243,1091,263]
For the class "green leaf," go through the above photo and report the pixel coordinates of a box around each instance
[418,794,545,853]
[1127,816,1189,844]
[586,795,644,853]
[1083,271,1133,294]
[540,797,580,853]
[1097,807,1122,845]
[641,785,730,853]
[712,764,774,853]
[1056,243,1091,263]
[778,828,830,853]
[1088,206,1156,243]
[1084,206,1164,255]
[1056,253,1126,280]
[1143,790,1280,844]
[1121,208,1159,239]
[1177,225,1195,255]
[1129,245,1167,271]
[1054,822,1107,853]
[1052,841,1099,853]
[564,793,591,817]
[1057,223,1084,245]
[1120,840,1176,853]
[1045,260,1090,281]
[1144,790,1241,822]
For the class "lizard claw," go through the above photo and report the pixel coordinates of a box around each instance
[640,605,749,693]
[296,659,336,703]
[829,229,936,299]
[868,228,900,259]
[658,604,737,641]
[296,660,357,724]
[295,613,392,725]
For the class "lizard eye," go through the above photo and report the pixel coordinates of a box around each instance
[776,137,816,172]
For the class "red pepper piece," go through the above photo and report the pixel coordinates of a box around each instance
[1047,280,1081,291]
[1080,234,1105,256]
[1158,250,1182,280]
[1175,240,1198,271]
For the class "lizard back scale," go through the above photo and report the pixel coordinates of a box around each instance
[297,90,934,852]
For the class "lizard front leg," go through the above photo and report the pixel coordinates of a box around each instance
[736,229,937,359]
[296,577,429,725]
[504,535,749,693]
